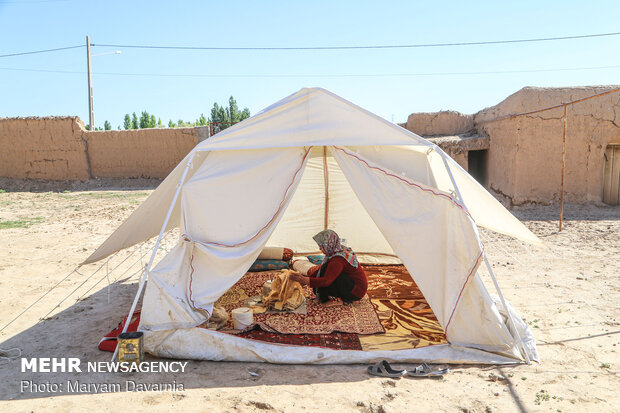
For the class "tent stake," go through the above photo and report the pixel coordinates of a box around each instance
[439,152,531,364]
[111,151,196,362]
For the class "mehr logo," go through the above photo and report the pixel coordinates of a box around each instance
[22,358,82,373]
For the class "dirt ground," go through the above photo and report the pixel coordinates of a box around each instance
[0,185,618,412]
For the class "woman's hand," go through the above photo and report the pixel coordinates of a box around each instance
[289,272,309,286]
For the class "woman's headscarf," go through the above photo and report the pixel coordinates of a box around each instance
[312,229,359,268]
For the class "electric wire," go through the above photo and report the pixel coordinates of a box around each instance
[92,31,620,51]
[0,45,83,59]
[1,31,618,59]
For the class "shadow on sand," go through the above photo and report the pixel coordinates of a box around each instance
[0,281,386,401]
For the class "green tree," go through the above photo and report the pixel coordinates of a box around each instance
[168,120,175,128]
[226,96,241,124]
[210,103,227,125]
[196,113,208,126]
[104,120,111,131]
[149,114,157,128]
[131,113,139,130]
[157,118,162,127]
[123,114,132,130]
[208,96,250,133]
[139,111,150,129]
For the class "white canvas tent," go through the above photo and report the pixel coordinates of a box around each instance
[86,87,540,364]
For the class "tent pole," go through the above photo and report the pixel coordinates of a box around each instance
[439,152,531,364]
[111,151,196,362]
[323,146,330,230]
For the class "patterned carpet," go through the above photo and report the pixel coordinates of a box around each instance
[359,299,447,350]
[236,327,362,350]
[362,265,447,350]
[365,265,424,299]
[216,270,384,335]
[214,265,447,351]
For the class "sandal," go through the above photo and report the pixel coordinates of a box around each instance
[406,363,449,377]
[322,296,343,307]
[367,360,406,378]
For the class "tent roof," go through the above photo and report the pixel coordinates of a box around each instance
[83,87,541,265]
[196,87,432,151]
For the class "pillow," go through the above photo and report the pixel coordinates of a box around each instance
[258,247,294,261]
[306,255,325,265]
[248,259,289,272]
[292,259,316,276]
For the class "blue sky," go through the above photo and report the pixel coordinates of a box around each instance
[0,0,618,129]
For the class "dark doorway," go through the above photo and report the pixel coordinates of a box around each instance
[468,150,488,187]
[603,145,620,205]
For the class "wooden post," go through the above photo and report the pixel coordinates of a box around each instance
[323,146,329,230]
[559,105,567,231]
[86,36,94,130]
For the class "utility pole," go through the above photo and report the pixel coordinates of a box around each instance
[86,36,94,130]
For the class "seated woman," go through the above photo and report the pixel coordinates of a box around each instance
[290,230,367,306]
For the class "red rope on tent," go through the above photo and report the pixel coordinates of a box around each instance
[333,146,474,220]
[187,147,313,248]
[444,250,484,338]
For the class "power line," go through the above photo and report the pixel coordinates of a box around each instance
[1,31,617,60]
[92,31,620,51]
[1,0,73,3]
[0,64,619,78]
[0,45,83,58]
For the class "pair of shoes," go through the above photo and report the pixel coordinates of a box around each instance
[367,360,449,378]
[322,296,343,307]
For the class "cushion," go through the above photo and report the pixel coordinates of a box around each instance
[249,259,290,272]
[258,247,294,261]
[306,254,325,265]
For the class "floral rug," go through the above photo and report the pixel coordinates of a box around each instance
[236,327,362,350]
[216,270,384,335]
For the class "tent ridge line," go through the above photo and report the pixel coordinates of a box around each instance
[185,147,313,248]
[444,248,485,339]
[333,146,474,220]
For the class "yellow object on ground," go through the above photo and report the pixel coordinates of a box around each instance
[262,269,305,311]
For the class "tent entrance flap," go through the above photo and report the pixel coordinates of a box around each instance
[266,146,396,262]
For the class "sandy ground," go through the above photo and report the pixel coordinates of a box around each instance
[0,186,618,413]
